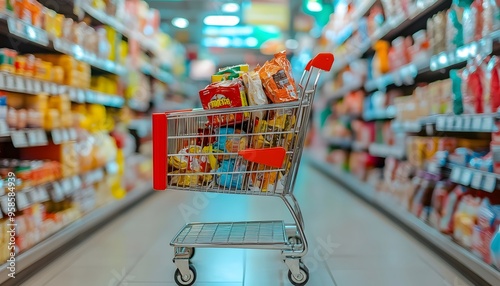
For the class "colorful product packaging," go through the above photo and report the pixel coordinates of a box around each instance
[259,51,298,103]
[199,79,250,126]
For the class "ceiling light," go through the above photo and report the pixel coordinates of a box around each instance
[172,17,189,29]
[204,15,240,26]
[245,37,258,47]
[307,1,323,12]
[285,39,299,50]
[222,3,240,13]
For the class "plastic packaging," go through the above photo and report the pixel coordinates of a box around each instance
[259,51,298,103]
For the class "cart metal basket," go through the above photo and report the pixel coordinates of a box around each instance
[152,53,334,286]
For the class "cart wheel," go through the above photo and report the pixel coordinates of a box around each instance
[288,236,302,245]
[186,248,195,259]
[174,265,197,286]
[288,263,309,286]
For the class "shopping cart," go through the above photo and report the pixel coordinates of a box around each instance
[152,53,334,286]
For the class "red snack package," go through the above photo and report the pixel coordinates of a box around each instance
[259,51,298,103]
[199,79,249,126]
[489,56,500,112]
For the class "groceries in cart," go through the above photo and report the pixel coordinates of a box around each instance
[167,51,301,192]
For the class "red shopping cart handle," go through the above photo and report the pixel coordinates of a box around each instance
[238,147,286,168]
[306,53,334,72]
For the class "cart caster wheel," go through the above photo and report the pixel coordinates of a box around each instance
[288,236,302,245]
[288,264,309,286]
[186,247,195,259]
[174,265,197,286]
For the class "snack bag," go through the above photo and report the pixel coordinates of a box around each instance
[216,158,245,189]
[199,79,249,125]
[249,164,281,192]
[170,170,199,187]
[242,70,269,121]
[259,51,298,103]
[214,128,248,153]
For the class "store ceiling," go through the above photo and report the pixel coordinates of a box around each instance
[146,0,302,66]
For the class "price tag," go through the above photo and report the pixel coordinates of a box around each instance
[5,74,15,90]
[51,83,58,95]
[0,73,5,87]
[483,175,497,193]
[61,129,70,143]
[472,117,482,131]
[471,172,483,189]
[37,186,50,202]
[68,88,77,101]
[51,129,62,144]
[15,76,24,92]
[482,117,495,132]
[11,131,28,148]
[60,178,73,195]
[0,120,8,136]
[72,176,82,190]
[42,81,51,93]
[463,117,472,130]
[454,117,463,130]
[51,182,65,202]
[34,80,42,93]
[36,129,48,145]
[27,130,38,146]
[25,78,34,93]
[28,188,39,203]
[0,196,10,214]
[68,128,77,141]
[16,192,29,210]
[436,117,446,130]
[77,89,85,103]
[450,167,462,183]
[461,169,473,185]
[446,117,455,131]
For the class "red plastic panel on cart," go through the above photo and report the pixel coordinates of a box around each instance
[152,113,167,190]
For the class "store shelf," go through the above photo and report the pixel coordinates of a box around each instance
[364,56,430,92]
[327,82,363,101]
[430,30,500,71]
[392,113,499,133]
[352,141,370,151]
[332,0,376,48]
[363,106,397,121]
[51,38,126,76]
[0,166,107,213]
[0,12,49,48]
[0,11,126,76]
[330,0,445,74]
[323,136,353,148]
[80,3,159,57]
[308,156,500,286]
[141,62,174,84]
[369,143,406,159]
[0,72,125,108]
[448,164,498,193]
[0,181,153,285]
[434,114,498,132]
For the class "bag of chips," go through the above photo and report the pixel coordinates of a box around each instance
[259,51,298,103]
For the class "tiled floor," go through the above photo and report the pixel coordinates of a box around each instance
[23,163,472,286]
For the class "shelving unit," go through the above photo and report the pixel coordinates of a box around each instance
[309,157,500,286]
[0,181,153,285]
[317,0,500,283]
[330,0,446,75]
[368,143,406,159]
[0,72,125,108]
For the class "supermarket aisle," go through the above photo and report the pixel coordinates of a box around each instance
[23,162,472,286]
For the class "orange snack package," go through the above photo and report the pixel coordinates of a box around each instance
[259,51,298,103]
